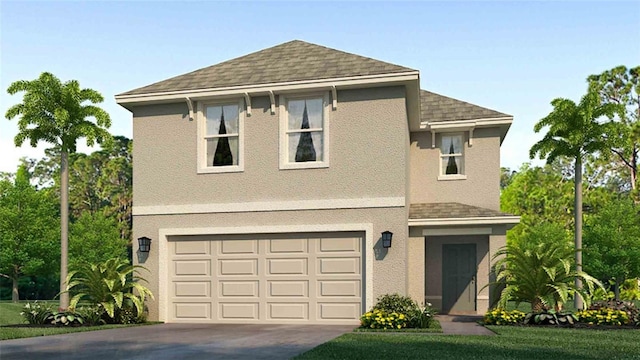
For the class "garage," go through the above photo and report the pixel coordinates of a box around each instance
[167,231,364,324]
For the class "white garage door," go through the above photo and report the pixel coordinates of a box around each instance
[168,232,363,324]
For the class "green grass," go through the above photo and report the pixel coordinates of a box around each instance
[0,301,156,340]
[353,319,442,333]
[295,326,640,360]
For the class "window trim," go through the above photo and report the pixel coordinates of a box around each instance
[197,98,245,174]
[279,92,330,170]
[438,132,466,180]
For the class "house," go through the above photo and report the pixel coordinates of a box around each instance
[115,40,519,325]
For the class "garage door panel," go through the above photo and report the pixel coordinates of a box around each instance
[175,302,211,319]
[174,281,210,297]
[318,303,361,320]
[219,280,259,297]
[319,237,360,252]
[169,232,363,324]
[219,303,259,319]
[269,303,308,320]
[174,241,210,255]
[269,238,308,253]
[175,260,210,276]
[268,258,308,275]
[219,259,258,276]
[268,280,308,297]
[318,280,361,297]
[318,257,360,274]
[220,240,258,254]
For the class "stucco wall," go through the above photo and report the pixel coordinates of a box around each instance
[409,127,502,211]
[131,86,408,207]
[134,207,408,321]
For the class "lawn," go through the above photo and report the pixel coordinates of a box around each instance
[295,326,640,360]
[0,301,153,340]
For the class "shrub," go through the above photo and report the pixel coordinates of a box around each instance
[483,309,525,325]
[50,310,84,326]
[360,309,408,329]
[524,310,577,326]
[588,300,639,322]
[576,308,630,326]
[65,258,154,323]
[20,301,53,325]
[371,294,435,328]
[75,305,106,326]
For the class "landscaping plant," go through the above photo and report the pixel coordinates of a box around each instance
[65,258,153,323]
[488,240,603,312]
[360,309,408,329]
[20,301,53,325]
[575,308,629,326]
[483,309,526,325]
[370,293,436,328]
[523,309,577,326]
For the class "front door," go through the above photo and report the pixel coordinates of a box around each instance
[442,244,476,314]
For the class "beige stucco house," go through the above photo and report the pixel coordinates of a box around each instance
[116,40,519,325]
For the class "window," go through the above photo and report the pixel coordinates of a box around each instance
[198,100,244,173]
[439,133,465,180]
[279,93,330,169]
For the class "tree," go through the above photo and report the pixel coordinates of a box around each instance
[69,212,128,271]
[588,66,640,197]
[583,197,640,300]
[5,72,112,308]
[500,167,516,190]
[530,84,617,309]
[0,165,59,301]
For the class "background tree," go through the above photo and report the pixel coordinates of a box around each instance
[69,212,128,270]
[583,197,640,300]
[530,84,616,309]
[5,72,112,308]
[0,165,58,301]
[588,66,640,198]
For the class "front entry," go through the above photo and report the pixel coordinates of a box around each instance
[442,244,476,314]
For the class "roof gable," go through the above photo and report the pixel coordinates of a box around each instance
[420,90,511,123]
[120,40,416,96]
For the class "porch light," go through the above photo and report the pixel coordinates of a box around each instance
[138,236,152,253]
[381,231,393,248]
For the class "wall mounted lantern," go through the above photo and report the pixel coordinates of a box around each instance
[138,236,152,253]
[381,231,393,248]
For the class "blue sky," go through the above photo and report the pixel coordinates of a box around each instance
[1,1,638,173]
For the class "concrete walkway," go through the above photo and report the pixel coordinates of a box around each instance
[437,315,495,335]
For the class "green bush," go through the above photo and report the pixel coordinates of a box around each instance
[360,309,408,329]
[20,301,53,324]
[483,309,526,325]
[65,258,154,323]
[524,310,577,326]
[75,305,106,326]
[576,308,630,326]
[370,294,435,328]
[588,300,639,322]
[50,310,84,326]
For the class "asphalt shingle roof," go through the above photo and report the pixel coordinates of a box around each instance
[420,90,511,123]
[120,40,416,96]
[409,202,514,219]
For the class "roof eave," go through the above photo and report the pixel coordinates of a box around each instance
[408,215,521,227]
[115,71,420,108]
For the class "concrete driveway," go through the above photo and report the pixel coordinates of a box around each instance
[0,323,354,360]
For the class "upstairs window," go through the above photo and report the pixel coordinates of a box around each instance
[439,134,465,179]
[279,93,330,169]
[198,100,244,173]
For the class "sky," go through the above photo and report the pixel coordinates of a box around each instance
[1,1,639,174]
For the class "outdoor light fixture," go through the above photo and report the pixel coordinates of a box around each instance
[381,231,393,248]
[138,236,152,253]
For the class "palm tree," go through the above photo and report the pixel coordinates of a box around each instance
[5,72,112,309]
[529,84,616,309]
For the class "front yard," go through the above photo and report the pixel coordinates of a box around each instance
[295,326,640,360]
[0,302,151,340]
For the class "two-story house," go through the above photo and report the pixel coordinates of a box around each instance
[116,40,519,325]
